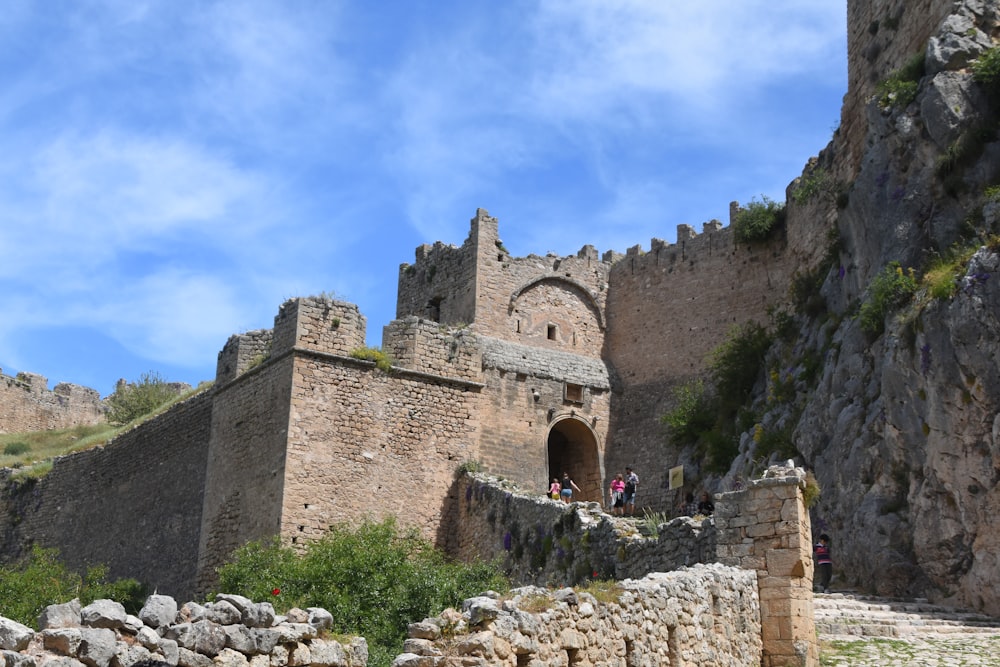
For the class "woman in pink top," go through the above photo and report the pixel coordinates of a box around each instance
[548,478,561,500]
[609,473,626,515]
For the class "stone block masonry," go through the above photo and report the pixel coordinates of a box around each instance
[395,564,761,667]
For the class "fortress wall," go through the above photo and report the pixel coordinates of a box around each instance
[602,224,796,512]
[215,329,273,387]
[0,388,214,599]
[382,317,482,381]
[280,352,483,550]
[0,371,105,434]
[195,357,295,596]
[839,0,953,177]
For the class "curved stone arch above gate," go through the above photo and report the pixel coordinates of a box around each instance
[508,276,606,331]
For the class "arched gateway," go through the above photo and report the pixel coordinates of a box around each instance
[546,415,603,503]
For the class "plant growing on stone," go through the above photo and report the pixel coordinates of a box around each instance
[858,262,917,336]
[921,244,978,301]
[659,379,716,446]
[732,196,786,243]
[875,53,925,110]
[216,518,508,667]
[349,346,394,372]
[792,168,832,204]
[0,545,145,627]
[972,46,1000,99]
[106,370,179,426]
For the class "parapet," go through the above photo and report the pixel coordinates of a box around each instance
[272,296,367,359]
[382,316,482,382]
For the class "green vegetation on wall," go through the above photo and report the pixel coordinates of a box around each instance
[858,262,917,336]
[216,518,508,667]
[733,196,786,243]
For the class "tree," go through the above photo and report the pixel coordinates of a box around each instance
[106,371,177,426]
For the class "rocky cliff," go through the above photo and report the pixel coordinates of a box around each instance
[729,0,1000,615]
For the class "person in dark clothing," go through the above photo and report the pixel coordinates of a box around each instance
[814,533,833,593]
[697,492,714,516]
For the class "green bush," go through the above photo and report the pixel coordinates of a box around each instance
[216,518,509,667]
[0,546,145,626]
[3,441,30,456]
[972,46,1000,98]
[791,168,831,204]
[733,196,786,243]
[660,380,717,446]
[858,262,918,336]
[876,53,925,110]
[106,371,178,426]
[709,322,773,410]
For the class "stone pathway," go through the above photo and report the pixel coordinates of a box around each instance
[815,592,1000,666]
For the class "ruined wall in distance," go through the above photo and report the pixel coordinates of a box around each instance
[0,371,106,434]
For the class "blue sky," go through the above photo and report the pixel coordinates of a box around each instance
[0,1,846,397]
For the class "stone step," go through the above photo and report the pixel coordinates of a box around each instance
[814,593,1000,640]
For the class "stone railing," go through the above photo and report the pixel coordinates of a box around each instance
[0,594,367,667]
[393,563,761,667]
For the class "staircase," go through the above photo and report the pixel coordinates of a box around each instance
[814,593,1000,640]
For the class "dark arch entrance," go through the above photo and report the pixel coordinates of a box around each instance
[547,416,602,503]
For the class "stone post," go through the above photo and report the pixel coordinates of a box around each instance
[715,463,818,667]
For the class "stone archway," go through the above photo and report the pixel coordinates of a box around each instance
[546,416,602,503]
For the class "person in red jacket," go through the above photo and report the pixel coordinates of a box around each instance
[814,533,833,593]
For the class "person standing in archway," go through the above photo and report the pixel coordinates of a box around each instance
[560,472,581,503]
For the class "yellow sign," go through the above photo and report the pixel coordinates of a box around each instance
[668,465,684,490]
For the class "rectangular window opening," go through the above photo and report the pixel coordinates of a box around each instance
[564,383,584,403]
[547,324,557,340]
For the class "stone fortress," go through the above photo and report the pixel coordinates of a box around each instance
[2,2,999,662]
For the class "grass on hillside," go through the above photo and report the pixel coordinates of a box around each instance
[0,382,212,479]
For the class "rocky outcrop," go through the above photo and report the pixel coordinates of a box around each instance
[733,1,1000,615]
[0,595,367,667]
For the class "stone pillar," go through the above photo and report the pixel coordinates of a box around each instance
[715,463,817,667]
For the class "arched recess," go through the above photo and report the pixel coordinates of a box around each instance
[546,416,603,503]
[508,276,605,330]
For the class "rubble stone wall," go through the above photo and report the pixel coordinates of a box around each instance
[396,565,761,667]
[0,594,368,667]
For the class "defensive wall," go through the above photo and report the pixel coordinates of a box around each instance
[0,388,214,596]
[0,371,105,435]
[418,463,817,666]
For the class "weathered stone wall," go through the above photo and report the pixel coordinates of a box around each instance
[603,221,796,513]
[215,329,273,387]
[0,595,367,667]
[477,338,612,501]
[396,564,761,667]
[452,474,715,587]
[839,0,955,178]
[0,371,106,434]
[715,465,817,667]
[195,357,294,597]
[382,318,482,382]
[0,389,214,598]
[279,352,483,550]
[398,209,612,360]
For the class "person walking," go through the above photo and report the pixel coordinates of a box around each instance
[560,472,581,503]
[548,477,561,500]
[608,473,625,515]
[815,533,833,593]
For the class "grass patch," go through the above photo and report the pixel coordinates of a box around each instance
[0,424,118,469]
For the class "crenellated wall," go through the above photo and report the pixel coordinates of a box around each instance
[0,371,106,434]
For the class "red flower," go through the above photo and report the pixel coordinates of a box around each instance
[592,571,598,578]
[272,588,281,596]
